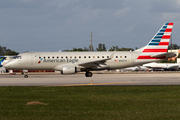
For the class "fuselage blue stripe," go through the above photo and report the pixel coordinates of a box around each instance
[148,43,159,45]
[160,30,165,32]
[151,40,161,42]
[154,36,162,39]
[157,33,164,35]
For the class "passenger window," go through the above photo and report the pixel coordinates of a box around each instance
[48,56,50,59]
[93,56,95,58]
[75,56,76,58]
[57,56,59,59]
[125,56,127,58]
[116,56,118,58]
[52,56,54,59]
[66,56,68,58]
[84,56,86,58]
[120,56,122,58]
[107,56,109,58]
[97,56,99,58]
[61,56,63,59]
[79,56,81,58]
[39,57,41,59]
[44,57,46,59]
[102,56,104,58]
[89,56,91,58]
[70,56,72,58]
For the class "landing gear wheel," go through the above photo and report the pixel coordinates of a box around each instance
[85,72,93,77]
[24,75,28,78]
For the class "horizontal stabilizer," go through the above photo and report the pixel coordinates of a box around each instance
[151,52,176,58]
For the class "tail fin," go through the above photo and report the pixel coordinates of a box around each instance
[136,23,173,60]
[0,56,5,67]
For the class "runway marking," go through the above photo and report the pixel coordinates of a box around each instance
[58,82,137,86]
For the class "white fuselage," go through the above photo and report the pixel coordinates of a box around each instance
[4,51,160,71]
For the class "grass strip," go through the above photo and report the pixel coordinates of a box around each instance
[0,86,180,120]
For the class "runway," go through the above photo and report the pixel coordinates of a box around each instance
[0,72,180,86]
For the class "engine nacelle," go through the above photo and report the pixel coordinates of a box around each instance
[61,66,78,75]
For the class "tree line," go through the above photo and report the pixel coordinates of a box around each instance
[63,43,134,52]
[1,43,180,56]
[63,43,180,52]
[0,46,19,56]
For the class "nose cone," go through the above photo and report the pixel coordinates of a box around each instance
[4,62,11,69]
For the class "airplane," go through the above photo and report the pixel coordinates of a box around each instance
[0,56,5,67]
[0,56,13,67]
[143,62,179,71]
[123,61,179,72]
[0,56,13,73]
[4,23,176,78]
[123,66,152,71]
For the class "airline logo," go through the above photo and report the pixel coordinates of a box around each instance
[38,58,79,64]
[38,58,43,64]
[137,23,173,59]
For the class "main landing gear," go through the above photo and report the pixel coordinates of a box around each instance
[24,75,28,78]
[85,71,93,77]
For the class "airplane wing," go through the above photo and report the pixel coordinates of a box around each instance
[78,52,115,68]
[151,52,176,58]
[78,58,110,68]
[167,64,179,69]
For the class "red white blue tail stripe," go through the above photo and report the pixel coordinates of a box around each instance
[137,23,173,60]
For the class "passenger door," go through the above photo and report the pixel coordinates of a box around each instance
[29,53,35,65]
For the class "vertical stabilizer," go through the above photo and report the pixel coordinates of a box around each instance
[136,23,173,60]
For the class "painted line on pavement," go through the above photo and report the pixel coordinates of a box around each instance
[59,82,137,86]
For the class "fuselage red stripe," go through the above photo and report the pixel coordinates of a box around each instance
[165,29,172,32]
[143,49,167,52]
[162,35,171,39]
[137,56,166,59]
[168,23,173,25]
[158,42,169,45]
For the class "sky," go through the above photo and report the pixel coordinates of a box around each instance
[1,0,180,53]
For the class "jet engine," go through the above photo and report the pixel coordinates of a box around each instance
[61,66,81,75]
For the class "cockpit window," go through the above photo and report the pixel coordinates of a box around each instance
[17,56,22,59]
[13,56,22,59]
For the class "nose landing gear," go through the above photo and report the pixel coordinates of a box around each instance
[23,70,28,78]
